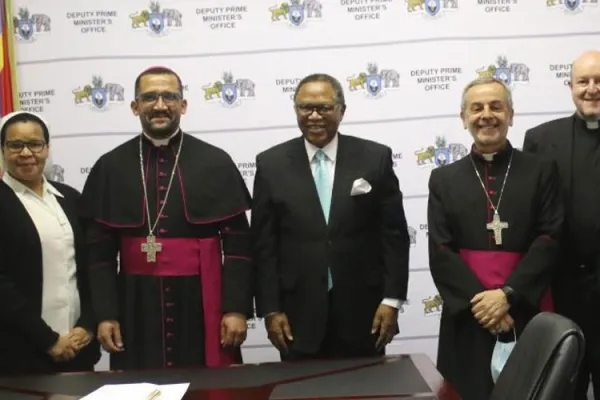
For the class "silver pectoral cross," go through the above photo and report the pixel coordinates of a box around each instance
[486,212,509,246]
[141,234,162,263]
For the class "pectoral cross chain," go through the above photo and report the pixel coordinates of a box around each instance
[486,212,509,246]
[141,235,163,263]
[470,151,514,247]
[138,133,184,264]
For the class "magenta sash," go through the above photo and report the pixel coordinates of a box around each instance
[120,236,237,367]
[459,250,554,312]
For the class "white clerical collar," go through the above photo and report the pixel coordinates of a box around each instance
[576,112,600,130]
[142,129,180,147]
[481,153,496,161]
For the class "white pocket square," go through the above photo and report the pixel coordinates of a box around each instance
[350,178,372,196]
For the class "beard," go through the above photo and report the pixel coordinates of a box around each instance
[141,113,181,138]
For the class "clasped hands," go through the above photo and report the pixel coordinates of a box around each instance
[470,289,513,334]
[47,327,92,362]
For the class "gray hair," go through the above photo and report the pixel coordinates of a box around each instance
[460,76,513,111]
[293,73,346,106]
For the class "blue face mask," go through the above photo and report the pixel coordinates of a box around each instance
[490,329,517,383]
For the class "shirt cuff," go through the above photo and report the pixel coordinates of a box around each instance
[381,298,404,309]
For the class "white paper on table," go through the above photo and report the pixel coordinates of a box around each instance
[80,382,190,400]
[158,384,190,399]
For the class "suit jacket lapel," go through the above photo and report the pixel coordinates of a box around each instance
[328,134,357,234]
[287,138,328,229]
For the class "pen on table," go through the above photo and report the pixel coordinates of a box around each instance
[147,388,161,400]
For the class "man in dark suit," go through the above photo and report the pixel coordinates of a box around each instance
[251,73,410,360]
[522,49,600,400]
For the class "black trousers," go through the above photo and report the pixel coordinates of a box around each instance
[280,290,385,361]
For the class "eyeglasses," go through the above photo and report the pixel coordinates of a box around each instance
[4,140,46,154]
[295,104,339,115]
[137,91,182,104]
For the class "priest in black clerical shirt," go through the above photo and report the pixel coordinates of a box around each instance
[523,49,600,400]
[428,76,563,400]
[79,66,254,371]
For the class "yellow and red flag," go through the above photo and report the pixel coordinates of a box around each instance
[0,0,19,174]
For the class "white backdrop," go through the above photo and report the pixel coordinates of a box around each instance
[6,0,599,371]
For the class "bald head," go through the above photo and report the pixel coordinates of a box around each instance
[569,50,600,120]
[571,50,600,80]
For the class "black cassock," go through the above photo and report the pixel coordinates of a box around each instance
[427,142,563,400]
[79,131,253,370]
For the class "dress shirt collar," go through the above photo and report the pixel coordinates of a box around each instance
[304,133,338,162]
[3,172,63,197]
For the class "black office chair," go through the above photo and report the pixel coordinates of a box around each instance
[489,312,585,400]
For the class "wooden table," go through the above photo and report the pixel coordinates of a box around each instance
[0,354,460,399]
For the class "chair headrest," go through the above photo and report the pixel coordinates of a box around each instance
[491,312,585,399]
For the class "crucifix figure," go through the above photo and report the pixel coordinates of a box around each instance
[486,212,509,246]
[141,234,162,263]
